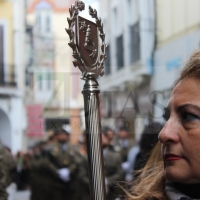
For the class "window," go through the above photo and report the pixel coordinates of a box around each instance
[130,21,140,63]
[36,14,41,31]
[38,74,43,90]
[127,0,132,9]
[0,26,4,84]
[113,8,118,30]
[127,0,132,24]
[116,35,124,69]
[105,45,111,75]
[35,1,52,34]
[46,16,50,33]
[47,72,52,90]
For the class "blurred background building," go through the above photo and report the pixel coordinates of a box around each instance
[0,0,85,153]
[99,0,200,141]
[153,0,200,119]
[0,0,200,152]
[25,0,84,146]
[0,0,26,153]
[99,0,156,141]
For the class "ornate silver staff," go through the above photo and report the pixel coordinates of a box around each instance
[66,1,107,199]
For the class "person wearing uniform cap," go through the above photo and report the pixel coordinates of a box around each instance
[73,131,90,200]
[102,126,117,152]
[133,122,163,171]
[41,128,79,200]
[117,128,135,163]
[29,142,48,200]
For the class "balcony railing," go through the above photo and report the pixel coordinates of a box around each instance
[0,72,17,87]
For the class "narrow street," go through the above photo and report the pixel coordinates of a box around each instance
[14,191,30,200]
[7,184,30,200]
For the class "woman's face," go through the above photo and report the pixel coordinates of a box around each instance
[159,78,200,183]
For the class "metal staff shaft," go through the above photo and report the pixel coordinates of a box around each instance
[82,74,106,200]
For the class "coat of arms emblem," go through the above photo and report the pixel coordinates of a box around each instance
[66,0,107,79]
[76,16,99,66]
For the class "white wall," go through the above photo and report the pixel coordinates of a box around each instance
[10,97,26,153]
[157,0,200,46]
[13,0,26,91]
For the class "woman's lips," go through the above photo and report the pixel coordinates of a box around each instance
[164,153,183,161]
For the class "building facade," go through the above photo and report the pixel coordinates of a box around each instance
[0,0,27,153]
[153,0,200,120]
[99,0,156,140]
[26,0,83,145]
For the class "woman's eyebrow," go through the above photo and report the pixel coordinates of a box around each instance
[177,104,200,112]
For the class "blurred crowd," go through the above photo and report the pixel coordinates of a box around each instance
[0,122,163,200]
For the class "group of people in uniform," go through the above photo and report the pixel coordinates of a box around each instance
[0,122,162,200]
[28,127,130,200]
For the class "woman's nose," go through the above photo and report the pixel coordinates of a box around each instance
[158,119,179,144]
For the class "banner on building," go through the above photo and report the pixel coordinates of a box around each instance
[26,105,44,137]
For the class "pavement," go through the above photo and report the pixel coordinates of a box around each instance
[14,190,30,200]
[7,184,30,200]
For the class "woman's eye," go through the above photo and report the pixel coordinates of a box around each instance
[182,112,200,122]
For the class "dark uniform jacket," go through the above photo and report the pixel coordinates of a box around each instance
[75,149,90,200]
[30,142,79,200]
[103,147,124,200]
[0,144,9,200]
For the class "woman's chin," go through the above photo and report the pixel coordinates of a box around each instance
[165,170,199,184]
[165,167,186,183]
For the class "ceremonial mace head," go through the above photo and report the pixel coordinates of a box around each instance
[66,0,107,79]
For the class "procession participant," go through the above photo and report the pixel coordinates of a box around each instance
[102,126,117,152]
[43,128,79,200]
[117,128,134,163]
[3,146,16,188]
[0,143,9,200]
[126,51,200,200]
[74,132,90,200]
[133,122,162,171]
[29,142,49,200]
[102,130,124,200]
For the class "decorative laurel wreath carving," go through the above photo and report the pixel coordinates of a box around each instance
[66,0,107,79]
